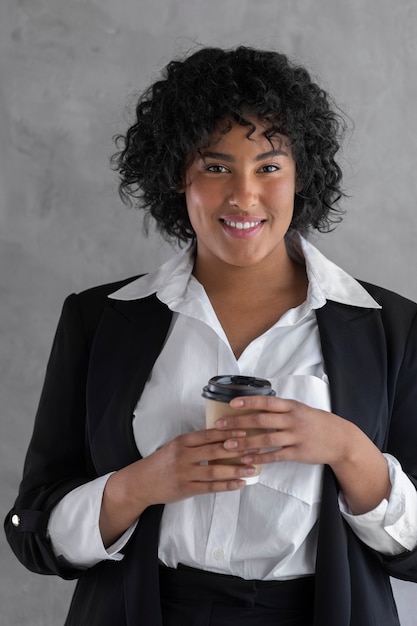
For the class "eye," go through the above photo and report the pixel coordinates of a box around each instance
[206,164,229,173]
[258,164,280,173]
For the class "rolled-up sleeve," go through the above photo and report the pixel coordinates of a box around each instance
[47,473,138,568]
[339,453,417,555]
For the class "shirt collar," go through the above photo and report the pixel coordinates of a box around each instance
[109,245,196,305]
[286,232,381,309]
[109,233,381,310]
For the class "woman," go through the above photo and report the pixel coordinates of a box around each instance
[5,46,417,626]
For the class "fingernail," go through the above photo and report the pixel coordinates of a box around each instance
[215,419,227,428]
[230,398,244,407]
[242,455,254,463]
[224,440,238,449]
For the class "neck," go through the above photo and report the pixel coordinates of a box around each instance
[193,247,306,303]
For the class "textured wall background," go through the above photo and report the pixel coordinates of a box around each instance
[1,0,417,624]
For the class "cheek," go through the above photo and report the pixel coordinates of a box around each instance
[186,182,220,215]
[184,191,208,231]
[265,183,295,205]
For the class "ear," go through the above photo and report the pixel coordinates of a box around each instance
[177,174,191,194]
[295,177,303,194]
[176,168,188,194]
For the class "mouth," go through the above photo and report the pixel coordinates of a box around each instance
[220,216,266,239]
[221,218,264,230]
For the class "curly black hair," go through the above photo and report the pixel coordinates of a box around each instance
[113,46,346,243]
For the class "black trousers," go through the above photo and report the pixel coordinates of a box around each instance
[159,564,315,626]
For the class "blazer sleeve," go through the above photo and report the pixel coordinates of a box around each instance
[4,293,98,579]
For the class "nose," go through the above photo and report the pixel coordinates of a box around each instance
[227,173,258,210]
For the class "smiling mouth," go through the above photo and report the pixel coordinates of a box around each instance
[221,218,265,230]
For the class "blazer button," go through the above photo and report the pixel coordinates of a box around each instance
[11,514,21,527]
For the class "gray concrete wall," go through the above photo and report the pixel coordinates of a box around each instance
[1,0,416,623]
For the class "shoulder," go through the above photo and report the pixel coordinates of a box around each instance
[70,275,142,315]
[76,275,142,302]
[58,276,142,347]
[358,280,417,317]
[357,280,417,343]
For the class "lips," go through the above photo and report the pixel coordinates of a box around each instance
[220,216,265,238]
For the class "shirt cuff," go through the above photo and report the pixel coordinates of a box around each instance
[339,453,417,555]
[47,473,138,568]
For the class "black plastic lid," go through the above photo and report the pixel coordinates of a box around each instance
[202,375,275,403]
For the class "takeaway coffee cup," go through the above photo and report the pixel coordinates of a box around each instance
[202,375,276,484]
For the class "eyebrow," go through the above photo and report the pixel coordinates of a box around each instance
[199,148,289,162]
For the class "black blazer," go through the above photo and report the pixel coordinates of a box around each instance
[5,277,417,626]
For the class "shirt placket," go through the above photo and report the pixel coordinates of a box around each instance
[204,491,241,570]
[203,335,267,573]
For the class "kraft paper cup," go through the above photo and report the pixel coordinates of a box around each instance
[202,376,276,485]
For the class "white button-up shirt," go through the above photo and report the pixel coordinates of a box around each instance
[48,233,417,578]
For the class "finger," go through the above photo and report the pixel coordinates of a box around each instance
[191,441,259,464]
[229,395,295,412]
[240,447,297,465]
[181,428,247,447]
[215,411,291,431]
[187,479,247,495]
[223,429,295,452]
[193,461,259,482]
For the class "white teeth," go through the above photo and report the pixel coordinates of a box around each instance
[223,219,261,230]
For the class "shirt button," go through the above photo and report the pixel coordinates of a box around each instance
[212,549,224,561]
[11,514,21,527]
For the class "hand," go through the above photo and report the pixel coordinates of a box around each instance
[133,427,258,506]
[215,395,350,467]
[215,394,391,515]
[100,426,256,546]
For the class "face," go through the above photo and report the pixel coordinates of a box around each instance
[182,118,298,272]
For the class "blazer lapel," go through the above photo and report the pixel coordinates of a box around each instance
[86,294,173,474]
[316,300,389,445]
